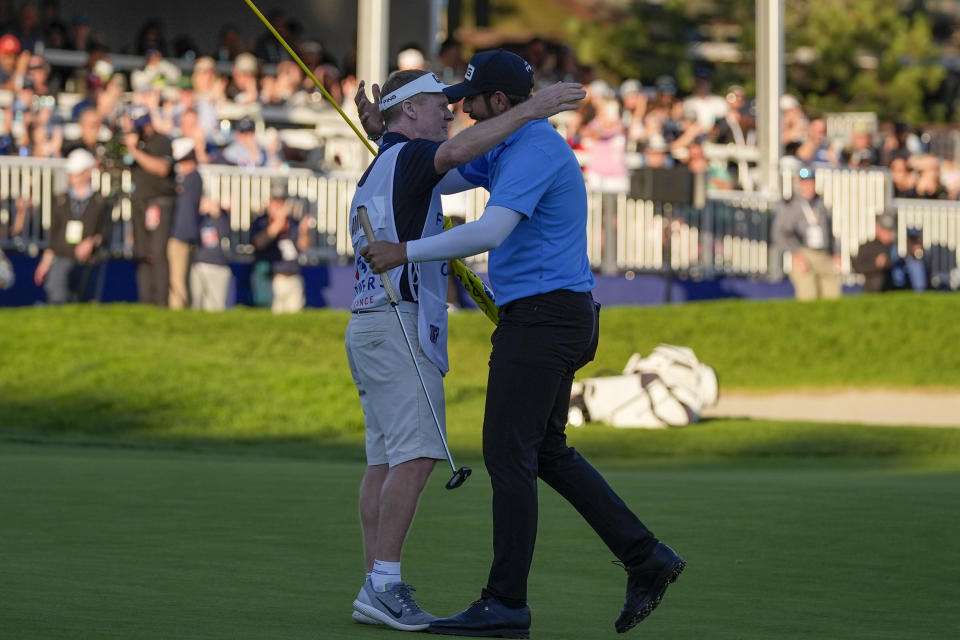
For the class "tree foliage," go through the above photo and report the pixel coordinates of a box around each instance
[560,0,946,123]
[785,0,945,122]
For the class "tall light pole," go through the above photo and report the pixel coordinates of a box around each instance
[357,0,390,87]
[756,0,784,196]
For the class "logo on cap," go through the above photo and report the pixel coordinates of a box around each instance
[464,64,475,81]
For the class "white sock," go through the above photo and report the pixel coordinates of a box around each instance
[365,571,372,583]
[371,559,401,591]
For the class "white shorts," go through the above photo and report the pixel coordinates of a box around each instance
[345,304,447,467]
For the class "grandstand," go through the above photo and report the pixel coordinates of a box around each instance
[0,0,958,307]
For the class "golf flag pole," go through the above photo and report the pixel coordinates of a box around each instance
[243,0,377,156]
[357,206,471,490]
[444,216,499,324]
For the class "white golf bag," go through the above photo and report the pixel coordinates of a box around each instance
[568,344,719,428]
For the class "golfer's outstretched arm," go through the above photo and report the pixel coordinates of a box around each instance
[433,83,584,172]
[361,205,521,272]
[353,79,585,172]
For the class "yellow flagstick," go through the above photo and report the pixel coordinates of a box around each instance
[444,217,499,324]
[243,0,498,323]
[243,0,377,156]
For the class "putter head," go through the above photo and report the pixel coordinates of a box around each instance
[445,466,472,490]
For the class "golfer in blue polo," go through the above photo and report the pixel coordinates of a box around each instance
[360,49,686,638]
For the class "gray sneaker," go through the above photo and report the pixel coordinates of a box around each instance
[351,610,382,625]
[352,579,436,631]
[351,579,383,625]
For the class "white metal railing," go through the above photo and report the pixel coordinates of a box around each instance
[893,198,960,287]
[2,157,959,289]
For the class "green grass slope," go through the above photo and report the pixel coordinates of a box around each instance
[0,294,957,458]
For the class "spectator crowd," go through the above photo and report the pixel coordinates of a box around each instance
[0,2,955,308]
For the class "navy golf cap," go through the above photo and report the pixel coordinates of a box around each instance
[443,49,534,101]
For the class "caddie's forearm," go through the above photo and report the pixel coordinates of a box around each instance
[407,205,521,262]
[434,105,536,172]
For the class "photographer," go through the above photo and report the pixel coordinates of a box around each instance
[125,106,175,306]
[852,212,896,293]
[33,149,110,303]
[250,180,310,313]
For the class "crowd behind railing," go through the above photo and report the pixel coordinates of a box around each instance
[0,4,957,187]
[0,3,957,310]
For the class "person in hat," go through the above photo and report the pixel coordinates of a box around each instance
[618,78,646,148]
[845,122,877,168]
[190,56,222,138]
[124,104,176,306]
[249,180,310,313]
[358,49,685,637]
[347,67,585,632]
[220,116,267,167]
[852,211,897,293]
[0,34,21,89]
[229,52,259,105]
[190,194,233,312]
[70,12,94,53]
[396,46,425,71]
[683,66,728,132]
[781,94,807,153]
[167,138,201,309]
[772,165,842,300]
[33,149,110,303]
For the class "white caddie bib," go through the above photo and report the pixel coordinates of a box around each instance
[349,142,449,374]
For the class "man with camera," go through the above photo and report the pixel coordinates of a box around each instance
[33,149,110,303]
[125,106,175,306]
[250,180,310,313]
[852,212,897,293]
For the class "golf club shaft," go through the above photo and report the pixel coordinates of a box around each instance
[243,0,377,155]
[356,207,458,475]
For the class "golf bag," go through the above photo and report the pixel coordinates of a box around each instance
[568,344,719,428]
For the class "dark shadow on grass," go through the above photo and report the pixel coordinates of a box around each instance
[566,417,960,460]
[1,431,369,463]
[0,394,370,463]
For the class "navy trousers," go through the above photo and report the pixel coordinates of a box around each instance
[480,289,657,607]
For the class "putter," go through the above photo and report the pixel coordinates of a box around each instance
[356,206,471,490]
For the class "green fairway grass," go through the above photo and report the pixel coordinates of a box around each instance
[2,297,958,638]
[2,443,958,639]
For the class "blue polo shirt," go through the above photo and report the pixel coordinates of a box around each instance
[458,119,594,305]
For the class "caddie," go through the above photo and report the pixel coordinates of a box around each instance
[345,68,585,631]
